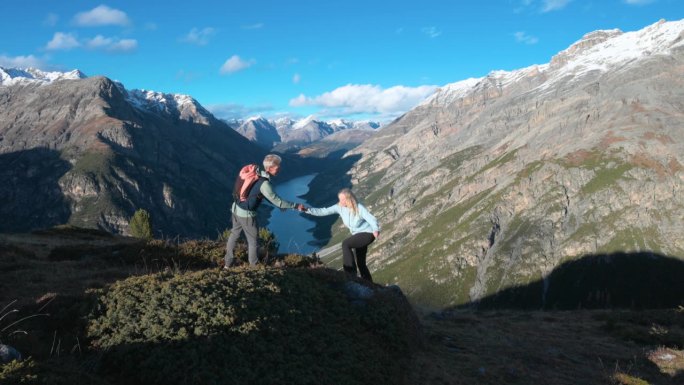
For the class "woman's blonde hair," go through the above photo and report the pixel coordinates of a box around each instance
[338,188,359,216]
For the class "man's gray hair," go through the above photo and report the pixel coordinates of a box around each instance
[263,154,282,169]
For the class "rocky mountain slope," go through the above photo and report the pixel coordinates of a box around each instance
[234,116,281,148]
[0,68,266,236]
[334,19,684,307]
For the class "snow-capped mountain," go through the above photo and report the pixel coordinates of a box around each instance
[1,66,216,126]
[422,18,684,108]
[0,67,86,86]
[121,87,216,125]
[328,119,381,130]
[231,114,382,149]
[235,116,281,148]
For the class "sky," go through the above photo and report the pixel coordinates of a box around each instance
[1,0,682,122]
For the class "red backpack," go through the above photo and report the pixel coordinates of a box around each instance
[232,164,266,210]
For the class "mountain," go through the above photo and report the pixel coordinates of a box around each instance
[0,67,266,237]
[296,129,378,158]
[229,115,381,151]
[329,118,381,131]
[325,19,684,308]
[234,116,281,148]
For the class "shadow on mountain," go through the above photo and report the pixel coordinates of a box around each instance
[0,148,71,232]
[299,151,363,247]
[457,251,684,310]
[94,118,269,238]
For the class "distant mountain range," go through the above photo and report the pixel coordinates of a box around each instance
[318,18,684,308]
[228,115,381,150]
[0,66,268,236]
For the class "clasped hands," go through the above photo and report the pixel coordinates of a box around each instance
[295,203,308,212]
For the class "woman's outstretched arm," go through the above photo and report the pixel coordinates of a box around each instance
[305,204,340,217]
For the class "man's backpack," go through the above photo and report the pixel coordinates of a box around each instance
[232,164,266,210]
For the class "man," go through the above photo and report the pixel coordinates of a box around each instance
[224,154,305,268]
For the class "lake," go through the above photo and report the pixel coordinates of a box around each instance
[269,173,319,254]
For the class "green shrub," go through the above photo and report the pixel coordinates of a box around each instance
[129,209,153,240]
[0,358,109,385]
[86,268,420,385]
[282,253,321,268]
[258,227,279,261]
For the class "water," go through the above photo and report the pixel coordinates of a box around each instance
[268,173,319,254]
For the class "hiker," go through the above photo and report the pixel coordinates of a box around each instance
[304,188,380,282]
[225,154,305,268]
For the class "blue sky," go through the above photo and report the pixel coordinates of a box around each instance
[1,0,682,122]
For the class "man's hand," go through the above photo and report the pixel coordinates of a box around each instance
[296,203,307,212]
[373,231,379,239]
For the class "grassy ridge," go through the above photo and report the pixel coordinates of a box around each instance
[0,227,421,385]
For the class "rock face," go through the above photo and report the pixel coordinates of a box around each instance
[341,19,684,307]
[0,71,266,237]
[234,117,281,149]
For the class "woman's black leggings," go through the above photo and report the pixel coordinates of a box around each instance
[341,232,376,282]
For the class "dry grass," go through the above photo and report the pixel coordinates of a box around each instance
[0,228,143,306]
[600,130,628,149]
[408,309,684,385]
[564,149,596,166]
[642,132,674,145]
[631,152,669,179]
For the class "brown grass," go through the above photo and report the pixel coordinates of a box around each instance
[669,158,684,174]
[408,309,684,385]
[0,229,144,306]
[565,149,596,166]
[642,132,674,145]
[631,153,669,179]
[600,130,628,149]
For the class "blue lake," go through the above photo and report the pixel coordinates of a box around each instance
[268,173,319,254]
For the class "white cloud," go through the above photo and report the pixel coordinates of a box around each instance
[242,23,264,30]
[85,35,113,49]
[541,0,571,12]
[514,31,539,44]
[0,54,46,69]
[289,84,439,116]
[73,5,131,27]
[292,73,301,84]
[44,13,59,27]
[46,32,81,50]
[180,27,216,46]
[81,35,137,52]
[175,70,202,82]
[422,26,442,38]
[108,39,137,52]
[623,0,655,4]
[220,55,255,74]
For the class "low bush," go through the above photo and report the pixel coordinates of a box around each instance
[86,268,420,385]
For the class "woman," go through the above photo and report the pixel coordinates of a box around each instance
[305,188,380,282]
